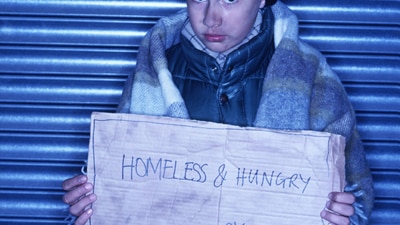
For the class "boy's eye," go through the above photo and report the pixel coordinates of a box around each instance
[223,0,238,3]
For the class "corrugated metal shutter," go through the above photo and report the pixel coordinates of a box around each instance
[0,0,398,224]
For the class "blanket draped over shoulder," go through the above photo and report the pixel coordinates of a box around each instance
[118,1,374,224]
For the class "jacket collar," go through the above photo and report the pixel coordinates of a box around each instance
[182,10,263,67]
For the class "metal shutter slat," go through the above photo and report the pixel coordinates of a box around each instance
[0,0,398,223]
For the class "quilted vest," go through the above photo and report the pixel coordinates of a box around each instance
[166,8,275,126]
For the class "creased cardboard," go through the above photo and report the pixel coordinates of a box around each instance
[86,112,345,225]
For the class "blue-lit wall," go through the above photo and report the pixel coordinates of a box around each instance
[0,0,399,224]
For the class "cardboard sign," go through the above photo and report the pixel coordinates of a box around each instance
[87,112,345,225]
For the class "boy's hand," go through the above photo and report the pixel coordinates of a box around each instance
[320,192,355,225]
[62,175,97,225]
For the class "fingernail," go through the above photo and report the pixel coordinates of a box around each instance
[79,175,87,183]
[87,208,93,215]
[325,201,331,208]
[89,194,97,201]
[84,183,92,190]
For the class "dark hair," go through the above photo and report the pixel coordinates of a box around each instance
[265,0,277,6]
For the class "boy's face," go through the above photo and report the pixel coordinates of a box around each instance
[187,0,266,53]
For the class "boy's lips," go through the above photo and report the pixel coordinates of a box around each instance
[204,33,226,42]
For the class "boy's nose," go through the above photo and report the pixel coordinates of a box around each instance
[203,2,222,28]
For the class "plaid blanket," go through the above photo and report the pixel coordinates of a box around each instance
[117,1,373,224]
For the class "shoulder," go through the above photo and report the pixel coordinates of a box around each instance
[309,54,356,138]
